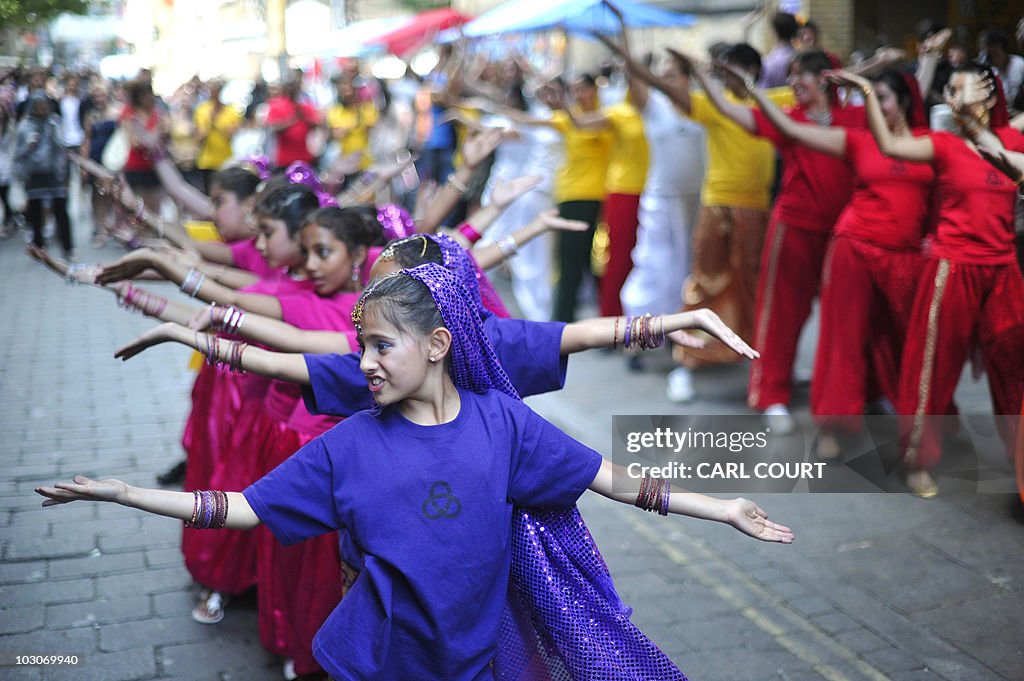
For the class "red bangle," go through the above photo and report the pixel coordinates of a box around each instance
[457,222,483,244]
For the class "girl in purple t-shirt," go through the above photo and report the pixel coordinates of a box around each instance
[39,263,793,681]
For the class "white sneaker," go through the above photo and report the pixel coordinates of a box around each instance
[282,658,297,681]
[666,368,696,403]
[764,403,795,435]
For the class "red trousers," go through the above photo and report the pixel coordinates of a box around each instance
[748,220,831,410]
[599,192,641,317]
[811,235,926,431]
[897,258,1024,471]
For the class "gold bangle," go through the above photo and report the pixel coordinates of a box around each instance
[861,85,873,97]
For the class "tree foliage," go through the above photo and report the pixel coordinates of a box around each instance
[0,0,92,26]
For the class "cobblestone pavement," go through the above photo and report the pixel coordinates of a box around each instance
[1,235,1022,681]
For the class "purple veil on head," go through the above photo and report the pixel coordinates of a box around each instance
[358,262,687,681]
[285,161,338,207]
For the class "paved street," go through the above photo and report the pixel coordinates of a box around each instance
[1,232,1023,681]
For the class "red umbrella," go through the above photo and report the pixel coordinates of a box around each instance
[369,7,471,57]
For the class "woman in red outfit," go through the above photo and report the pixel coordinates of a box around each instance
[698,50,865,431]
[736,69,935,457]
[854,63,1024,496]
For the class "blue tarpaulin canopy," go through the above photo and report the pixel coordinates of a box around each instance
[460,0,695,37]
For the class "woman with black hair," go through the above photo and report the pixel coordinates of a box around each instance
[734,67,936,457]
[852,63,1024,496]
[696,49,866,431]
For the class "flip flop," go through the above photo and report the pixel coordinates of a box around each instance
[191,590,226,624]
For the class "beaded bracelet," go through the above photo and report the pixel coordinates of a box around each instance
[65,263,86,286]
[457,222,483,244]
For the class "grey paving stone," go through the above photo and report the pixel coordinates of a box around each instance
[0,579,95,608]
[831,629,893,655]
[915,592,1024,680]
[922,655,1012,681]
[41,647,156,681]
[95,567,191,598]
[3,534,96,562]
[45,595,152,630]
[98,617,207,653]
[48,551,145,580]
[0,625,97,656]
[0,561,48,585]
[0,606,45,635]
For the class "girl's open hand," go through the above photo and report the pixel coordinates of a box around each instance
[682,308,759,359]
[725,498,794,543]
[491,175,542,208]
[115,322,177,361]
[36,475,129,507]
[536,210,587,232]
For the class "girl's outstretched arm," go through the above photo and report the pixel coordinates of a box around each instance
[473,210,586,270]
[96,248,285,318]
[25,245,200,325]
[830,70,933,162]
[186,305,352,355]
[114,321,313,384]
[37,476,261,530]
[719,61,846,157]
[587,460,794,543]
[560,308,758,358]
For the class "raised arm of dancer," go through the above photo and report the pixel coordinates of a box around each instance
[586,460,794,543]
[37,476,261,530]
[687,58,757,132]
[187,304,352,355]
[847,47,909,78]
[152,156,215,218]
[96,248,286,318]
[26,244,200,325]
[593,33,688,113]
[559,308,758,358]
[114,321,313,384]
[447,174,544,249]
[722,61,846,156]
[473,210,585,270]
[417,127,505,234]
[915,29,952,101]
[832,70,934,162]
[603,0,649,111]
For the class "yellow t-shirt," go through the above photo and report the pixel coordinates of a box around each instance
[688,87,795,210]
[604,103,649,196]
[194,101,242,171]
[326,101,380,170]
[550,109,612,203]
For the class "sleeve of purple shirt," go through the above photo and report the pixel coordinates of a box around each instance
[302,352,374,417]
[487,318,568,398]
[243,435,343,545]
[507,400,603,508]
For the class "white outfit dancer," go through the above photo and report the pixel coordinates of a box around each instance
[481,105,563,321]
[621,91,706,317]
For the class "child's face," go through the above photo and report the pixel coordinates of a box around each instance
[357,305,435,406]
[300,223,362,296]
[211,186,255,241]
[254,216,302,269]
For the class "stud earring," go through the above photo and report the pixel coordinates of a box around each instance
[429,356,437,363]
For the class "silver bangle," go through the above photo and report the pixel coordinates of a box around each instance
[496,235,518,259]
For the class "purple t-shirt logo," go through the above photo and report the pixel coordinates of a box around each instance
[422,481,462,519]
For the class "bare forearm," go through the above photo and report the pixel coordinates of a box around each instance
[167,323,312,383]
[419,165,474,233]
[124,485,260,530]
[474,216,546,270]
[588,460,731,522]
[153,158,215,219]
[222,309,350,354]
